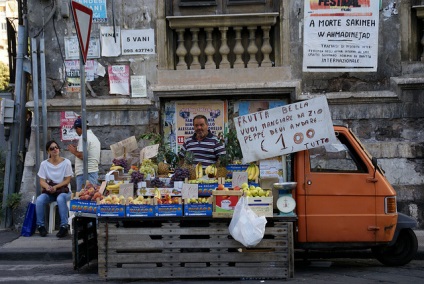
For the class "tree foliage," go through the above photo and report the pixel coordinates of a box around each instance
[0,62,10,91]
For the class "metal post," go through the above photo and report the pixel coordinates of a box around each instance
[7,25,26,215]
[31,37,41,196]
[79,53,88,186]
[40,37,48,160]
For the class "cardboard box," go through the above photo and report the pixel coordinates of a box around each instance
[246,193,274,217]
[70,199,97,214]
[225,164,249,178]
[198,183,217,196]
[212,190,243,218]
[140,187,181,196]
[126,204,155,217]
[155,197,183,216]
[97,204,126,217]
[184,197,213,216]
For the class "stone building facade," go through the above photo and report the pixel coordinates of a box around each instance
[19,0,423,228]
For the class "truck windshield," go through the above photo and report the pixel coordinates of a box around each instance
[309,131,367,173]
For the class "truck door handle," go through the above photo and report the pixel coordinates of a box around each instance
[307,180,312,185]
[366,177,378,183]
[368,226,380,231]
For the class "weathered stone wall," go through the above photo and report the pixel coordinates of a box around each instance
[18,0,424,230]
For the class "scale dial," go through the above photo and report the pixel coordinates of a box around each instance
[277,195,296,213]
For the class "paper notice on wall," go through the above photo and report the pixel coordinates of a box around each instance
[303,0,379,72]
[100,26,121,57]
[75,0,107,23]
[121,29,155,55]
[131,75,147,97]
[234,96,337,163]
[60,111,79,141]
[108,65,130,95]
[65,60,96,82]
[64,36,100,60]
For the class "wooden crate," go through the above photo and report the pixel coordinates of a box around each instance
[72,216,98,270]
[97,217,294,280]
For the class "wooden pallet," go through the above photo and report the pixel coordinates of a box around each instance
[97,218,294,280]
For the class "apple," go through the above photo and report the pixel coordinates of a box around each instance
[233,186,241,191]
[217,184,225,190]
[241,183,248,189]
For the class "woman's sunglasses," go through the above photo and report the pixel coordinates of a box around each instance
[49,146,59,151]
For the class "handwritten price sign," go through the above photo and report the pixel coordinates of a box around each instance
[182,183,198,199]
[232,172,248,188]
[119,183,134,199]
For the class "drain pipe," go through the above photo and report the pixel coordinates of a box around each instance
[7,23,26,226]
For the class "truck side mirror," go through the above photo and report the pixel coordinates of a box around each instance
[371,157,378,178]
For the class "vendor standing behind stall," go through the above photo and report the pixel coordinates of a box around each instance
[178,114,226,166]
[67,118,101,191]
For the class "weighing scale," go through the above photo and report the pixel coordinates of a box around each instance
[273,182,297,216]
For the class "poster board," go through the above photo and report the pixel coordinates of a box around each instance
[234,96,337,163]
[175,101,226,152]
[303,0,379,72]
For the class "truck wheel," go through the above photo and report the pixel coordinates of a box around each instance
[372,228,418,266]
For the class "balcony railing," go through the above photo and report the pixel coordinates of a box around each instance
[167,13,278,70]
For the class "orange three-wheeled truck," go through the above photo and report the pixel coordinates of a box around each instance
[285,125,418,266]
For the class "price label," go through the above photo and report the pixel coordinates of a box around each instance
[182,183,198,199]
[119,183,134,200]
[232,172,248,188]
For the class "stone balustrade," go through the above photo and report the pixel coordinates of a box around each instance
[167,13,278,70]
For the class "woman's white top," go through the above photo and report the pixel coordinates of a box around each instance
[37,158,73,184]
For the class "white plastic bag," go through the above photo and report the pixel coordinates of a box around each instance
[229,197,267,247]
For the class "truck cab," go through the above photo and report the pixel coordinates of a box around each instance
[293,125,418,266]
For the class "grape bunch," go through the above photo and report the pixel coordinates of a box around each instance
[130,171,145,184]
[113,158,130,171]
[150,177,165,188]
[170,168,190,187]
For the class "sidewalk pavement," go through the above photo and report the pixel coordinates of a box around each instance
[0,227,423,262]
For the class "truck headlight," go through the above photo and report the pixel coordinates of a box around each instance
[385,196,397,214]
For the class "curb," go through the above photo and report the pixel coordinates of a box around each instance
[0,250,73,261]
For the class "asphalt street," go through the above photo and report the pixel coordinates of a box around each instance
[0,228,423,283]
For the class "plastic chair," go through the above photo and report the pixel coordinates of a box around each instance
[48,185,72,234]
[48,200,71,234]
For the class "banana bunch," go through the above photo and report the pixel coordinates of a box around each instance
[205,164,217,177]
[106,181,124,194]
[110,165,124,171]
[246,163,259,180]
[195,162,203,179]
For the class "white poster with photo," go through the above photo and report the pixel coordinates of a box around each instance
[234,96,337,163]
[121,29,155,55]
[100,26,121,57]
[303,0,379,72]
[108,65,130,95]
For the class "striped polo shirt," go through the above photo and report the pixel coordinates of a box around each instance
[179,131,226,167]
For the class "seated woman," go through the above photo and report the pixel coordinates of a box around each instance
[36,140,73,238]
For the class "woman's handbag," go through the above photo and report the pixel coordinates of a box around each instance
[42,180,69,196]
[20,197,36,237]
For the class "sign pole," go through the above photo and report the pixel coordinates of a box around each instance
[79,54,88,188]
[71,1,93,189]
